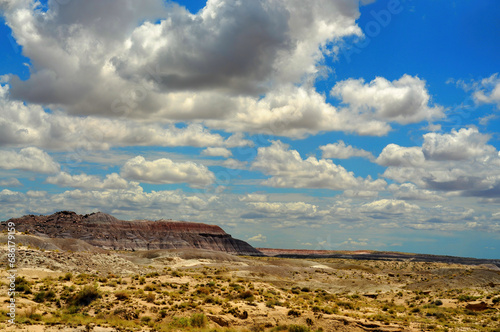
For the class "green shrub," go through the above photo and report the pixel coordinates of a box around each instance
[15,277,32,294]
[145,292,156,303]
[287,309,301,317]
[337,301,354,310]
[171,317,190,328]
[190,313,207,328]
[457,295,477,302]
[114,290,129,301]
[68,285,101,307]
[239,290,254,300]
[33,290,56,303]
[288,325,310,332]
[61,273,73,281]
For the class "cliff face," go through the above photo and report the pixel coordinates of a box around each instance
[1,211,262,255]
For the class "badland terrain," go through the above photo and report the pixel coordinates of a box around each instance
[0,212,499,331]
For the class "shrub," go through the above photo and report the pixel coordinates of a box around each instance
[33,290,56,303]
[196,287,210,295]
[114,290,129,301]
[190,313,207,328]
[145,292,156,303]
[144,284,156,292]
[171,317,191,328]
[68,285,101,307]
[288,325,310,332]
[15,277,32,294]
[287,309,301,317]
[457,295,476,302]
[239,290,254,300]
[158,309,167,318]
[433,299,443,306]
[337,301,354,310]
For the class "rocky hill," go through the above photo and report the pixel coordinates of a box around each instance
[0,211,262,255]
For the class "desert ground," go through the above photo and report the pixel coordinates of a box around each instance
[1,243,500,332]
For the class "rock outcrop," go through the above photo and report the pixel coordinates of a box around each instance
[1,211,262,255]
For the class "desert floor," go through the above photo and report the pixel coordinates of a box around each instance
[1,246,499,331]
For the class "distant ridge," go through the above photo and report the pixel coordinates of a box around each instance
[258,248,500,267]
[0,211,262,256]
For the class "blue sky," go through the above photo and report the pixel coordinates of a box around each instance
[1,0,500,258]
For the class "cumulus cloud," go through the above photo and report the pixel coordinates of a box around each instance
[378,128,500,196]
[247,234,267,242]
[121,156,215,188]
[0,147,59,173]
[239,193,268,202]
[361,199,420,215]
[221,158,247,170]
[0,84,251,150]
[422,128,496,161]
[249,201,319,216]
[376,144,425,167]
[320,140,373,159]
[204,85,395,137]
[471,73,500,108]
[253,140,386,191]
[388,183,445,201]
[0,188,25,204]
[0,1,444,139]
[0,178,22,187]
[46,172,130,190]
[0,184,223,221]
[201,147,232,158]
[2,0,360,117]
[331,75,444,125]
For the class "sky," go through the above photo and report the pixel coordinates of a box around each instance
[0,0,500,259]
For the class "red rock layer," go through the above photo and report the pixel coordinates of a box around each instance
[2,211,261,255]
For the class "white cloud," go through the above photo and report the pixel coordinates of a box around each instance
[221,158,247,170]
[331,75,444,125]
[0,178,22,187]
[471,73,500,108]
[239,193,268,202]
[0,147,60,173]
[26,190,47,198]
[376,144,425,167]
[361,199,420,215]
[320,140,373,159]
[1,2,444,139]
[46,172,130,190]
[0,189,25,204]
[204,85,393,137]
[247,234,267,242]
[121,156,215,188]
[339,238,368,247]
[2,0,360,118]
[388,183,444,201]
[422,128,496,161]
[249,201,319,216]
[0,84,251,150]
[253,140,386,191]
[378,128,500,196]
[201,147,232,158]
